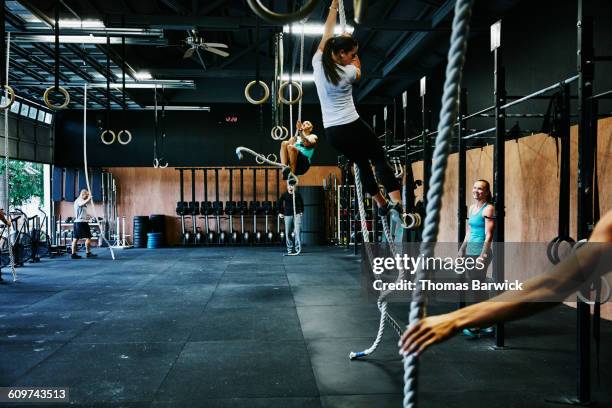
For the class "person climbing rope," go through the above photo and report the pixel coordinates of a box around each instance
[280,120,318,180]
[312,0,406,223]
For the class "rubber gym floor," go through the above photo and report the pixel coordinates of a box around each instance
[1,246,610,408]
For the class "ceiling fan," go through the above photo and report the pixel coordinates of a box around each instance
[182,30,229,69]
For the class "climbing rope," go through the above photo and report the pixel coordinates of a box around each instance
[3,32,16,281]
[402,1,474,407]
[235,147,300,254]
[348,164,404,359]
[83,84,116,260]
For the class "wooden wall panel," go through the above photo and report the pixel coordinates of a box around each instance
[56,166,341,247]
[409,117,612,319]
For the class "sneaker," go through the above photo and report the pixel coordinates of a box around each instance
[462,328,481,338]
[284,249,294,256]
[282,167,291,181]
[86,252,98,258]
[480,326,495,336]
[71,253,82,259]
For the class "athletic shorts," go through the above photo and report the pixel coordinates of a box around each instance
[73,222,92,239]
[295,151,311,176]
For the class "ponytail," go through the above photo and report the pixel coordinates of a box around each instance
[321,35,358,86]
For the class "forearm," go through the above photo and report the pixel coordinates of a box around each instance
[318,2,337,50]
[452,245,607,329]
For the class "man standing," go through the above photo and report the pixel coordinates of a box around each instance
[0,208,11,283]
[277,185,304,255]
[72,189,97,259]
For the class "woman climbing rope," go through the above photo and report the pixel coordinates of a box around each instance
[313,0,405,222]
[280,120,318,179]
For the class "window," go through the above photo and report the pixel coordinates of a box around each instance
[10,101,20,114]
[28,107,38,120]
[37,110,46,122]
[20,104,29,117]
[44,112,53,125]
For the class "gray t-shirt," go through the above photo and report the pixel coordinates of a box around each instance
[312,50,360,128]
[74,198,89,222]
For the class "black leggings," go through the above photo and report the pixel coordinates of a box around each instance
[325,119,399,196]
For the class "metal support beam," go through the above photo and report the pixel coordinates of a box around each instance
[356,0,455,101]
[492,28,506,350]
[576,0,594,404]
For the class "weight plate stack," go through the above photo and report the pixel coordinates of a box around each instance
[133,216,150,248]
[147,232,163,249]
[148,214,166,247]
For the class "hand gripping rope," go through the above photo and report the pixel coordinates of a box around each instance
[83,84,116,260]
[3,32,16,281]
[402,1,474,407]
[235,147,301,255]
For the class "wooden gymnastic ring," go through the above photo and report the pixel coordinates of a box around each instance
[117,130,132,145]
[278,81,302,105]
[413,212,421,228]
[244,80,270,105]
[0,85,15,110]
[271,126,285,140]
[43,86,70,110]
[100,130,116,145]
[246,0,319,24]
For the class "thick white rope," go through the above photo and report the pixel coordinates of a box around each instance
[3,32,16,281]
[235,146,301,254]
[83,84,115,260]
[338,0,347,32]
[402,1,474,407]
[349,164,404,359]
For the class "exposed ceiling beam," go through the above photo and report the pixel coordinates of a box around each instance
[160,0,189,15]
[356,0,455,102]
[149,68,422,80]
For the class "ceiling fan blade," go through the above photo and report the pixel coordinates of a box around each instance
[195,48,206,70]
[183,47,195,58]
[204,47,229,57]
[203,43,228,49]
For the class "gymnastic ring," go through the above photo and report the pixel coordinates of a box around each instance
[413,213,421,228]
[153,158,159,168]
[577,277,611,305]
[244,80,270,105]
[267,153,278,163]
[117,130,132,145]
[100,130,116,145]
[551,236,575,264]
[271,126,285,140]
[158,158,168,168]
[0,85,15,109]
[255,154,265,164]
[571,238,588,254]
[43,86,70,110]
[246,0,319,24]
[280,126,289,140]
[404,213,416,229]
[278,81,302,105]
[546,236,561,264]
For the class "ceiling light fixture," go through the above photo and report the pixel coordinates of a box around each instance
[283,23,354,36]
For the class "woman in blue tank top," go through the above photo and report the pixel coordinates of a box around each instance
[458,179,496,337]
[280,120,318,179]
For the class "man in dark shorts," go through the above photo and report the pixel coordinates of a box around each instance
[72,189,97,259]
[280,120,318,179]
